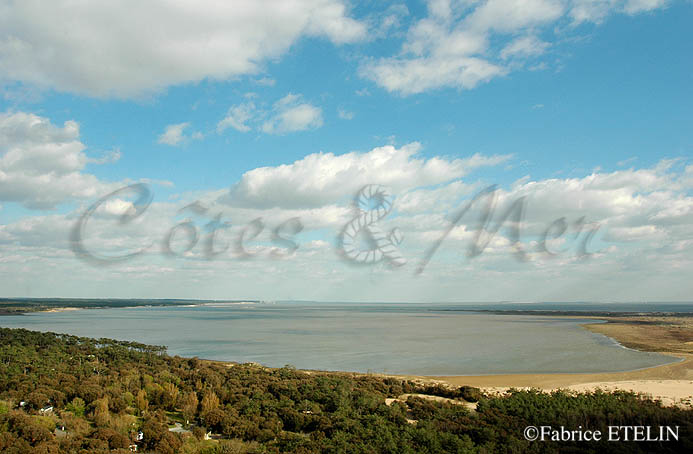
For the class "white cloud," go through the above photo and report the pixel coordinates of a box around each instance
[569,0,617,23]
[396,179,478,214]
[361,0,669,94]
[493,164,692,238]
[0,111,119,209]
[218,94,324,135]
[569,0,668,23]
[157,122,198,146]
[501,35,550,59]
[603,225,661,242]
[261,94,324,134]
[379,4,410,33]
[359,3,502,94]
[375,159,693,245]
[361,55,505,95]
[96,198,136,217]
[622,0,668,14]
[222,143,511,208]
[0,0,366,98]
[217,103,255,133]
[2,144,692,302]
[466,0,564,33]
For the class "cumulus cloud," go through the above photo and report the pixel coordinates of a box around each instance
[0,0,366,98]
[0,111,119,209]
[401,160,693,249]
[261,94,324,134]
[222,142,511,208]
[2,142,691,302]
[361,0,669,94]
[157,122,201,146]
[217,94,324,135]
[361,55,504,95]
[360,14,502,94]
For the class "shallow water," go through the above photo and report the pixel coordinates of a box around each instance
[0,302,678,375]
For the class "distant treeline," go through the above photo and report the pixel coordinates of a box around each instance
[0,327,691,453]
[0,298,258,315]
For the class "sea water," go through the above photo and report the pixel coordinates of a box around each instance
[0,302,680,375]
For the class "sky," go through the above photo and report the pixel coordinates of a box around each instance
[0,0,692,302]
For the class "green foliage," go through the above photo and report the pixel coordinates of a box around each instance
[0,327,691,453]
[65,397,85,417]
[459,386,482,403]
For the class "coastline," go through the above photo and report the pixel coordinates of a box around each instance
[43,307,83,313]
[390,315,693,407]
[3,303,692,406]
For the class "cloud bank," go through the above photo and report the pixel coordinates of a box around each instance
[0,0,366,98]
[0,112,118,209]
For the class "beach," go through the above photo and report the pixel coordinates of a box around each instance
[399,315,693,407]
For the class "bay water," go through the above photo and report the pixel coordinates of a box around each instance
[0,302,679,375]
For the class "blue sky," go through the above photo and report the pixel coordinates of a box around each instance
[0,0,692,301]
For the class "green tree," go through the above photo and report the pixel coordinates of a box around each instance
[136,389,148,415]
[65,397,85,417]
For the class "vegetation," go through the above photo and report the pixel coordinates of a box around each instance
[0,298,255,315]
[0,327,690,453]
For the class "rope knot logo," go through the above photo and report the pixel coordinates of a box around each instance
[338,184,406,267]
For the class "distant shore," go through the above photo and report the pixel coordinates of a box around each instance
[390,315,693,407]
[0,297,257,315]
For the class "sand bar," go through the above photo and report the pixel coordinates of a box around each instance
[395,315,693,407]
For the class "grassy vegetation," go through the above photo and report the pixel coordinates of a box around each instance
[0,327,691,453]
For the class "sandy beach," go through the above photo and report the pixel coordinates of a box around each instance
[400,315,693,407]
[44,307,83,313]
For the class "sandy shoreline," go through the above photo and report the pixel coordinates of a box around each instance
[392,316,693,407]
[44,307,83,313]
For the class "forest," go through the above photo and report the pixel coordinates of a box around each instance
[0,327,690,453]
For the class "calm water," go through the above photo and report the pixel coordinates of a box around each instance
[0,302,680,375]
